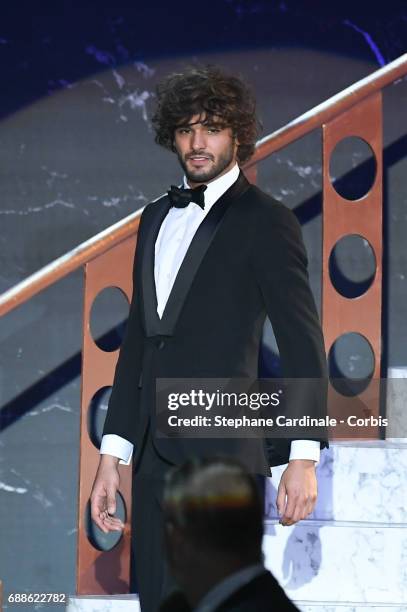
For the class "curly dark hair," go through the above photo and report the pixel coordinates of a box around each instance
[151,65,262,164]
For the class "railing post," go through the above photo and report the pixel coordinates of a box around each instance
[322,93,383,438]
[76,235,137,594]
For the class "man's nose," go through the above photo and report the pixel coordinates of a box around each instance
[190,129,206,151]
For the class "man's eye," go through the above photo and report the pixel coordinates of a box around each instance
[207,127,220,133]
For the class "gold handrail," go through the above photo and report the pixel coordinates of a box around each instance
[245,53,407,167]
[0,211,143,317]
[1,52,406,317]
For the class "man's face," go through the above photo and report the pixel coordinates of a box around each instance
[173,113,239,186]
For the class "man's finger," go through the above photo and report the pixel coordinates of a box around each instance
[92,510,110,533]
[91,492,107,521]
[106,489,117,515]
[286,491,315,524]
[276,480,287,517]
[291,501,306,524]
[303,494,317,519]
[103,515,125,531]
[280,490,298,524]
[93,510,123,533]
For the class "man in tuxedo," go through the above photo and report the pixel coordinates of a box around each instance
[159,456,299,612]
[90,65,329,611]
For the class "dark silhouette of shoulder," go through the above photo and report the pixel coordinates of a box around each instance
[159,570,299,612]
[216,570,300,612]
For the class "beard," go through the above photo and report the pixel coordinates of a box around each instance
[176,140,236,184]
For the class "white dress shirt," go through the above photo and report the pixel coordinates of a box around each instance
[100,163,320,465]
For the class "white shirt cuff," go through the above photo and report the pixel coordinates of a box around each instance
[100,434,134,465]
[289,439,320,464]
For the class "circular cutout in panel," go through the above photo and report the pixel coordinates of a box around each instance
[329,234,376,298]
[90,287,129,352]
[87,386,112,449]
[85,492,126,552]
[328,332,375,396]
[329,136,376,200]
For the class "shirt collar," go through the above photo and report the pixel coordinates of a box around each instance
[193,563,266,612]
[182,163,240,212]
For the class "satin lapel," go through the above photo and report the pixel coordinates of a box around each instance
[141,195,172,337]
[157,170,251,336]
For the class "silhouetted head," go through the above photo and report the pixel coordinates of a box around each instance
[162,456,264,605]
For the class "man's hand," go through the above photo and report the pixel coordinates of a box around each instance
[276,459,317,526]
[90,455,125,534]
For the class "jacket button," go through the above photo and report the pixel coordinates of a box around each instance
[157,340,165,350]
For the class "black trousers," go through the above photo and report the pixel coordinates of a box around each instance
[130,426,177,612]
[129,427,267,611]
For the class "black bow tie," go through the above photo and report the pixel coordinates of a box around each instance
[167,184,207,210]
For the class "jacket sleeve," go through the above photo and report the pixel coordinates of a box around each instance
[102,211,146,446]
[250,201,329,452]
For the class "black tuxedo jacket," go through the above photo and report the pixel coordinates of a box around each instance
[158,570,300,611]
[103,171,329,473]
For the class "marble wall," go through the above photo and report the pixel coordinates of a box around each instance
[264,443,407,609]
